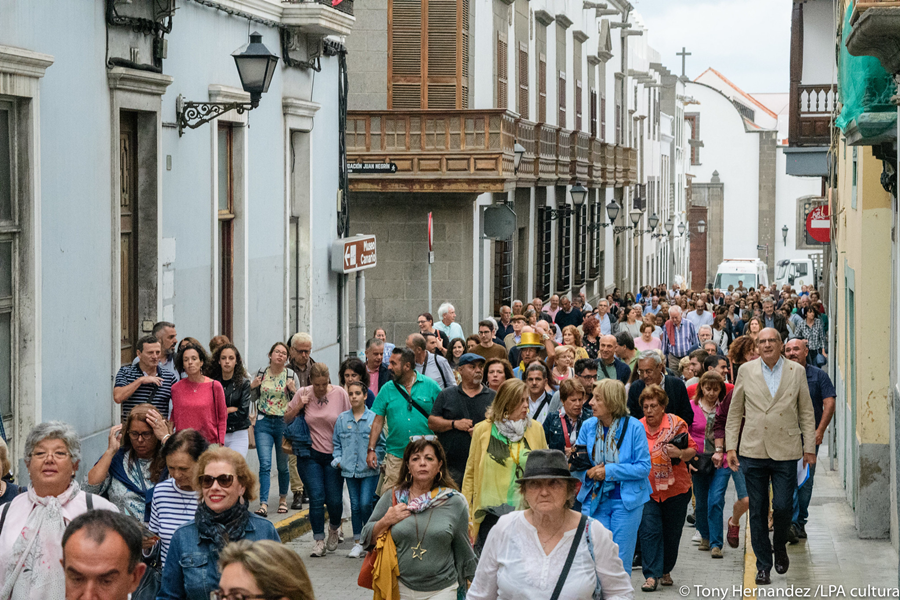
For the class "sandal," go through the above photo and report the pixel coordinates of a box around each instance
[660,574,673,586]
[641,578,658,592]
[255,504,268,517]
[277,501,289,514]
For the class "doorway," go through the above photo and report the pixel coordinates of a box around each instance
[218,124,235,340]
[119,112,139,366]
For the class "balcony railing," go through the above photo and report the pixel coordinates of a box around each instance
[347,109,638,192]
[851,0,900,24]
[284,0,354,15]
[789,83,836,146]
[282,0,355,36]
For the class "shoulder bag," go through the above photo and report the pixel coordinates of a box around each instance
[392,381,431,421]
[549,514,588,600]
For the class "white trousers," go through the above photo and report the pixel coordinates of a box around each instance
[398,583,458,600]
[224,429,249,457]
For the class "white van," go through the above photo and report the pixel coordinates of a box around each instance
[713,258,769,291]
[774,258,817,290]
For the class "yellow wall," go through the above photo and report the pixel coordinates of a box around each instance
[834,142,892,445]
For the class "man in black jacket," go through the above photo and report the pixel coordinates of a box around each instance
[627,350,693,428]
[762,298,790,341]
[365,338,392,396]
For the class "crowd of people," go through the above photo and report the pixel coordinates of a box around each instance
[0,280,834,599]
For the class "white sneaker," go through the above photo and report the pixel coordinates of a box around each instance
[348,543,365,558]
[326,527,340,552]
[310,539,326,557]
[691,531,702,544]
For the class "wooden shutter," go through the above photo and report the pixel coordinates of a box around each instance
[558,72,566,127]
[574,205,585,286]
[590,89,598,138]
[427,0,458,108]
[600,93,606,140]
[535,207,552,299]
[518,43,529,119]
[493,240,512,316]
[575,80,583,132]
[538,54,547,122]
[556,206,571,292]
[389,0,422,108]
[497,33,508,109]
[461,0,469,108]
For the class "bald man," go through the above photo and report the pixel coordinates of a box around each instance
[596,335,631,385]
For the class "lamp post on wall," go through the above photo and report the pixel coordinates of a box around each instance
[782,224,789,246]
[513,142,526,174]
[176,32,279,136]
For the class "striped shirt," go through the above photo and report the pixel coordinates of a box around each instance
[659,320,699,359]
[148,478,198,566]
[114,363,176,420]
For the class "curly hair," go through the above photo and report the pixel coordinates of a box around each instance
[194,446,258,503]
[175,342,209,375]
[582,315,600,337]
[729,336,757,365]
[639,384,669,410]
[207,343,248,382]
[562,325,583,347]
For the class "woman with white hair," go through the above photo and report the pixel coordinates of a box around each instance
[0,421,118,599]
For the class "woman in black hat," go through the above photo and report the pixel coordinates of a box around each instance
[468,449,634,600]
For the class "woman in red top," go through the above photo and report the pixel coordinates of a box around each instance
[170,343,227,445]
[638,384,697,592]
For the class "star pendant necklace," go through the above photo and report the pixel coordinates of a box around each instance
[411,507,435,560]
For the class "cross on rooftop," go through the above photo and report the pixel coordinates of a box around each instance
[676,47,691,78]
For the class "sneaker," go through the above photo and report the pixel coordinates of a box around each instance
[348,543,365,558]
[727,517,740,549]
[698,539,710,551]
[310,540,326,557]
[691,531,702,544]
[326,527,340,552]
[711,547,723,559]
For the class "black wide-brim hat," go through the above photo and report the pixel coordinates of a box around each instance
[516,449,580,483]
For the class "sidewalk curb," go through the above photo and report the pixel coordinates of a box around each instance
[275,508,313,543]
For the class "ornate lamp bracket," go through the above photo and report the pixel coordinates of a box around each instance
[176,94,257,137]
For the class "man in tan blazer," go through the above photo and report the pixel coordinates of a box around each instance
[725,328,816,585]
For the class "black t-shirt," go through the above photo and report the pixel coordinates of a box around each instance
[555,308,584,329]
[430,384,496,485]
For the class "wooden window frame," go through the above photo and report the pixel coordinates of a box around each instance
[600,93,606,141]
[493,239,512,315]
[0,100,17,421]
[218,124,235,340]
[497,32,508,110]
[518,43,529,119]
[575,80,583,132]
[558,71,566,128]
[535,206,552,300]
[590,88,598,139]
[555,204,571,293]
[538,53,547,123]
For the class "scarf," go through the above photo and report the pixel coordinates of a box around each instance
[592,418,624,503]
[645,414,684,492]
[495,418,527,443]
[194,500,250,551]
[106,450,157,522]
[394,487,456,514]
[372,530,400,600]
[476,423,531,522]
[0,482,82,600]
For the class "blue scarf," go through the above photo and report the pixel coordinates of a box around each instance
[106,449,160,522]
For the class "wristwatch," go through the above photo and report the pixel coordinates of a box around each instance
[367,448,376,453]
[715,447,724,452]
[451,420,456,430]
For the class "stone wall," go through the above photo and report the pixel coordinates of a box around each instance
[348,193,477,345]
[346,0,388,110]
[693,171,724,285]
[757,130,778,280]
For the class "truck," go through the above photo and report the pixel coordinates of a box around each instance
[774,258,818,290]
[713,258,769,291]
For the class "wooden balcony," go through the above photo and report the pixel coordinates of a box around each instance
[851,0,900,24]
[282,0,355,36]
[788,83,836,147]
[346,109,518,193]
[347,108,638,192]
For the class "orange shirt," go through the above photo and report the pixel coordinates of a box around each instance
[642,414,697,502]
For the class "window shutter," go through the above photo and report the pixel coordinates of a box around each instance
[493,240,512,315]
[461,0,469,108]
[518,43,529,119]
[558,72,566,127]
[538,54,547,122]
[497,33,508,109]
[575,80,583,132]
[590,89,598,138]
[600,93,606,140]
[389,0,422,108]
[427,0,458,109]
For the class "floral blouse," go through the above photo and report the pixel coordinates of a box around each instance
[257,368,291,416]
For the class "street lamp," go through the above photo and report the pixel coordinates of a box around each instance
[570,182,588,206]
[677,221,687,236]
[782,224,789,246]
[177,31,279,136]
[606,200,621,223]
[697,220,706,234]
[648,213,660,230]
[664,217,674,235]
[513,142,526,173]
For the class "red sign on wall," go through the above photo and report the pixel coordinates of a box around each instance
[805,204,830,244]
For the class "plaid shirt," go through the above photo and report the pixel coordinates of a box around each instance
[660,319,699,359]
[795,319,825,351]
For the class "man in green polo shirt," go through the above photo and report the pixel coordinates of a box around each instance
[367,347,441,490]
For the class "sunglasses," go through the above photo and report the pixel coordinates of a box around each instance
[199,474,235,489]
[409,435,437,442]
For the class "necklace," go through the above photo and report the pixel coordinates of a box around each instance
[411,506,435,560]
[533,511,566,550]
[188,377,204,393]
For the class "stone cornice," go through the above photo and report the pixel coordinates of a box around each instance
[534,10,555,25]
[555,14,573,29]
[108,67,173,95]
[0,44,54,79]
[573,30,589,43]
[209,84,251,104]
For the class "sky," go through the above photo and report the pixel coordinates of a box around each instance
[631,0,792,94]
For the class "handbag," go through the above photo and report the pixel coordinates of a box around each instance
[669,431,689,466]
[131,544,162,600]
[358,493,398,589]
[690,452,716,476]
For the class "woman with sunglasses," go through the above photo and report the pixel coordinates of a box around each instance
[84,402,170,519]
[158,447,280,600]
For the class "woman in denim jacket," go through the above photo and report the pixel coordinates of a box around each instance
[331,381,385,558]
[158,447,279,600]
[575,378,651,574]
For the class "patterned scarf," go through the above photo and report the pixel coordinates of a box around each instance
[194,500,251,551]
[495,418,527,443]
[592,418,624,502]
[0,481,82,600]
[645,414,686,492]
[393,487,456,514]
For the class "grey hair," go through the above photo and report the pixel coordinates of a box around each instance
[762,297,775,305]
[668,305,682,316]
[597,298,609,306]
[25,421,82,466]
[632,304,643,313]
[637,350,663,366]
[290,332,313,347]
[437,302,455,319]
[151,321,176,337]
[365,338,384,351]
[698,324,713,335]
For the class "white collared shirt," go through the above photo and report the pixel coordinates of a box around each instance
[761,356,785,397]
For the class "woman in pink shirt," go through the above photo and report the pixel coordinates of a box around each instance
[284,363,351,557]
[634,321,662,352]
[170,343,227,445]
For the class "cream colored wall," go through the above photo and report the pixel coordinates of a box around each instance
[834,142,892,446]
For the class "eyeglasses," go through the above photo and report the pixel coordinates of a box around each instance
[758,338,779,345]
[31,451,70,461]
[210,591,279,600]
[292,348,311,355]
[128,431,155,441]
[409,435,437,442]
[199,474,235,489]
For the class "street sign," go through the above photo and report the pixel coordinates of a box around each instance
[806,204,831,244]
[331,235,377,274]
[483,204,517,239]
[347,162,397,174]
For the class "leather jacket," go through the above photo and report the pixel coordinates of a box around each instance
[219,377,251,433]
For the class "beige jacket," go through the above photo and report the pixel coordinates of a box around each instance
[725,357,816,460]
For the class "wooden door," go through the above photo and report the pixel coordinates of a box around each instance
[218,125,235,340]
[119,112,139,366]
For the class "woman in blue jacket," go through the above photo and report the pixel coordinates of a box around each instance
[575,378,651,573]
[158,446,280,600]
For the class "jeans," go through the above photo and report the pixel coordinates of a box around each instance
[740,456,795,571]
[254,416,289,503]
[296,449,344,539]
[639,490,692,579]
[590,498,644,573]
[693,468,732,549]
[346,475,379,539]
[793,445,820,526]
